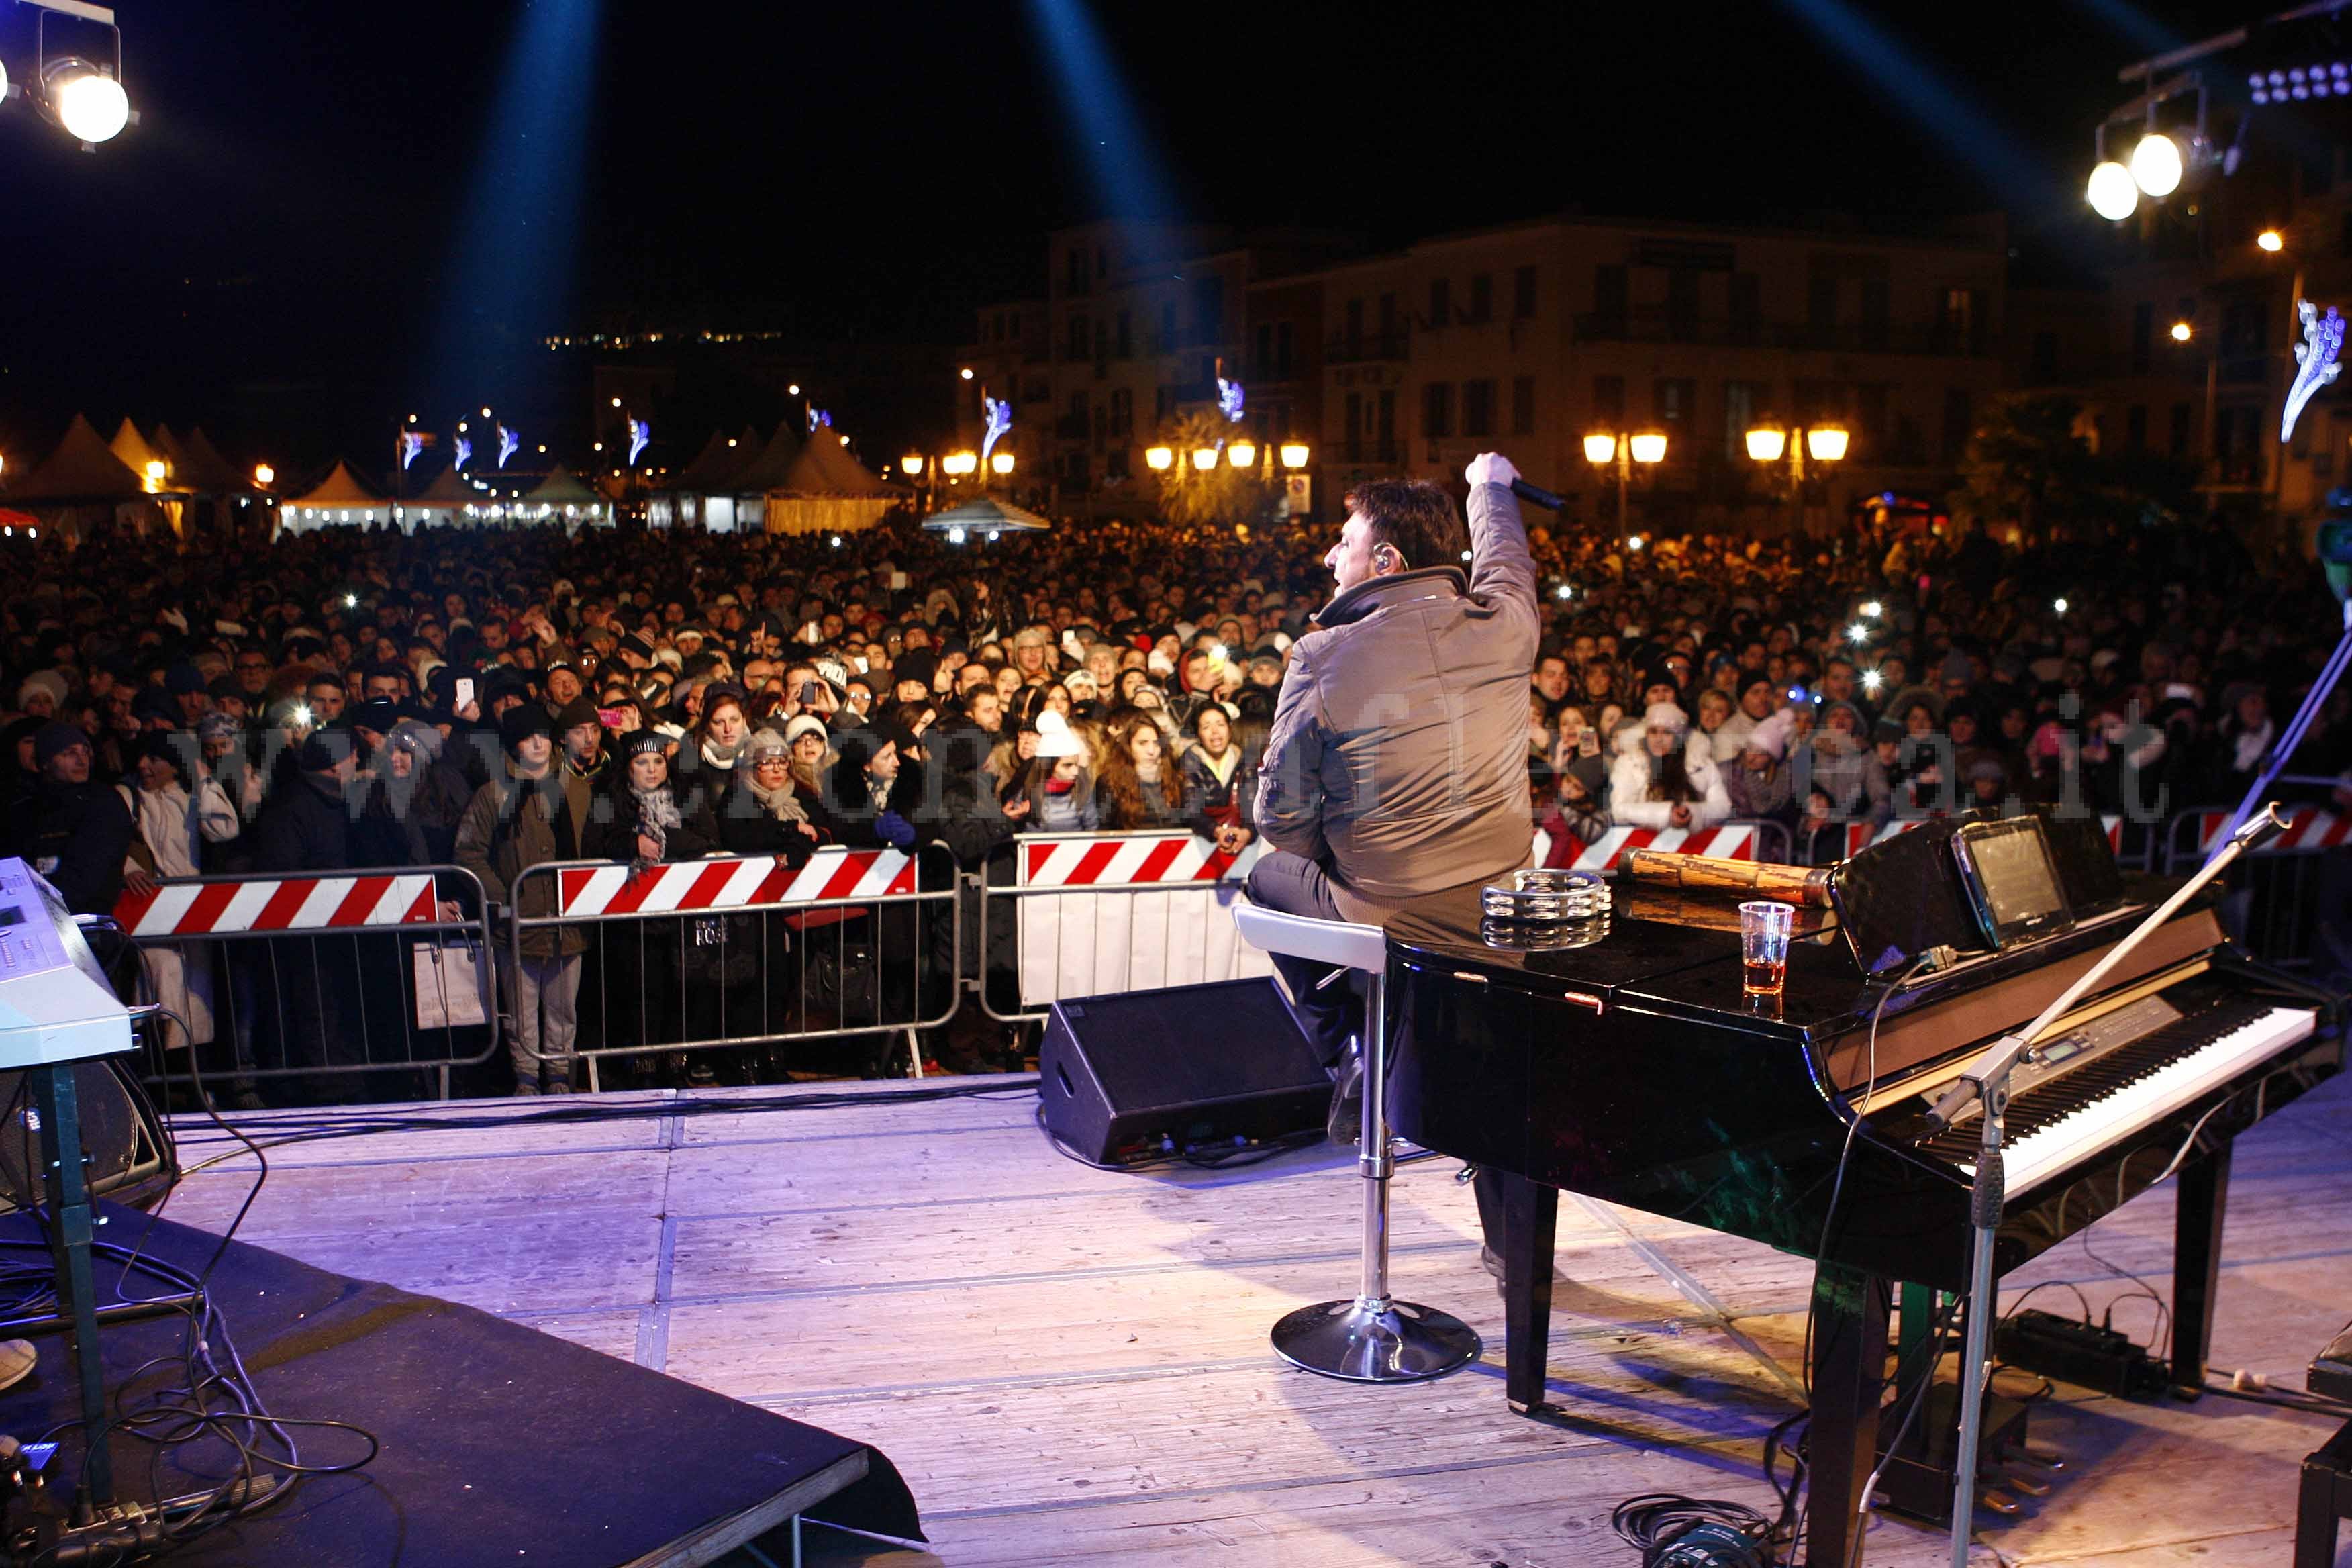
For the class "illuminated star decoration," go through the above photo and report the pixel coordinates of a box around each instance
[398,430,424,470]
[626,418,649,466]
[497,424,520,469]
[1216,372,1245,424]
[981,395,1012,464]
[805,407,832,434]
[453,435,473,471]
[2284,299,2345,442]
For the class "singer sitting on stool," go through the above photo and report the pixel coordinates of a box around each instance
[1246,452,1538,1273]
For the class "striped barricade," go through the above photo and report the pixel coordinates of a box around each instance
[2163,805,2352,872]
[1557,823,1758,872]
[1006,831,1271,1013]
[508,848,959,1085]
[115,872,440,938]
[105,865,499,1098]
[1836,814,2128,863]
[553,848,916,916]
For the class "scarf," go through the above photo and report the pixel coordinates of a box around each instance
[746,770,810,824]
[1195,746,1239,787]
[630,783,682,859]
[699,734,742,769]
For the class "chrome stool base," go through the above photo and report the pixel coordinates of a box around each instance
[1271,1295,1481,1383]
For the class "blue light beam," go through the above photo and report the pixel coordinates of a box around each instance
[1023,0,1178,221]
[1774,0,2065,213]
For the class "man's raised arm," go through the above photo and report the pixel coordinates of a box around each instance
[1462,452,1538,640]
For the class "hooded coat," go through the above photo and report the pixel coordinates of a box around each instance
[1606,723,1732,831]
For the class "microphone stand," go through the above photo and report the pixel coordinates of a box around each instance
[1931,804,2288,1568]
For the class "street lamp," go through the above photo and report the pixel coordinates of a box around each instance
[2170,320,2194,342]
[252,464,275,487]
[901,453,925,475]
[1227,440,1257,469]
[1279,441,1310,469]
[1191,448,1218,471]
[1584,430,1665,536]
[991,451,1016,475]
[2258,228,2285,252]
[1144,446,1175,471]
[1745,423,1848,532]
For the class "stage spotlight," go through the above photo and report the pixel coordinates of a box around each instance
[42,58,130,145]
[2088,160,2138,222]
[2129,132,2183,197]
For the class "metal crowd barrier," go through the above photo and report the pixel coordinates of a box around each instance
[506,843,963,1091]
[2157,803,2351,970]
[973,830,1271,1024]
[109,863,499,1100]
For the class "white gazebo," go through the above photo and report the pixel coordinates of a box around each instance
[277,461,389,534]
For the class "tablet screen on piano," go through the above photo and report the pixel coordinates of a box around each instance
[1955,818,2071,948]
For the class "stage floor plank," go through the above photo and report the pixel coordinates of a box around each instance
[162,1069,2352,1567]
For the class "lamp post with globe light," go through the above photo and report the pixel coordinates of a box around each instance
[1744,422,1849,535]
[1583,430,1665,540]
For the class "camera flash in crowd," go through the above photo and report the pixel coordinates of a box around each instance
[2053,597,2069,614]
[1862,670,1883,693]
[345,593,358,607]
[1860,599,1882,619]
[1847,622,1867,644]
[1555,583,1573,600]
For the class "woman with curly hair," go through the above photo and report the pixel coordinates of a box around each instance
[1095,713,1188,830]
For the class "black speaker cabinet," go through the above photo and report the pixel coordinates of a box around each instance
[1038,977,1333,1166]
[0,1060,178,1215]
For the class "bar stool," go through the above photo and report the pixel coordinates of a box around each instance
[1234,901,1481,1383]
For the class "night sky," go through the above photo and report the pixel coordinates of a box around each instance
[0,1,2283,465]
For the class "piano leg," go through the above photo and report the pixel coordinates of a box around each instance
[2169,1142,2233,1398]
[1499,1173,1557,1414]
[1806,1262,1889,1568]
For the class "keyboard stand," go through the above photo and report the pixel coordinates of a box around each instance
[0,1063,200,1509]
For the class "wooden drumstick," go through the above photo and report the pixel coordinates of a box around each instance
[1622,850,1836,908]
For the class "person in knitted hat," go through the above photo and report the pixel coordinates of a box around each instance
[457,699,586,1095]
[1726,708,1797,824]
[15,721,132,914]
[1013,709,1097,831]
[1608,700,1730,830]
[715,727,819,863]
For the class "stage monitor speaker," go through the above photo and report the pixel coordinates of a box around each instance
[0,1060,178,1216]
[1038,977,1332,1166]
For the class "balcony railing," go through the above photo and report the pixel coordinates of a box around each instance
[1325,331,1409,365]
[1572,311,1993,357]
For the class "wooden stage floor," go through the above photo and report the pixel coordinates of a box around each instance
[160,1069,2352,1567]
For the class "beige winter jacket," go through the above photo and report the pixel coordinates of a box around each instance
[1255,481,1539,922]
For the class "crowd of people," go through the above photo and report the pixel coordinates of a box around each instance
[1,495,2343,1099]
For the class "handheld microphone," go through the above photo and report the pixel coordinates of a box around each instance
[1509,477,1567,511]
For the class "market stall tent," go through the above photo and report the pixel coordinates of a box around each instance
[522,465,611,529]
[764,428,902,536]
[4,414,170,539]
[277,461,389,534]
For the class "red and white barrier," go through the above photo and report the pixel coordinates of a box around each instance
[1552,823,1758,872]
[1837,815,2126,861]
[1012,831,1269,1008]
[115,873,438,938]
[2176,805,2352,859]
[556,848,915,916]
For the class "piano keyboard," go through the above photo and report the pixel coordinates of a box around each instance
[1914,997,2317,1195]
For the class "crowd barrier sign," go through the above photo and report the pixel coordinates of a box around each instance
[1832,814,2130,863]
[109,864,499,1097]
[2157,803,2348,971]
[511,847,959,1088]
[985,830,1270,1018]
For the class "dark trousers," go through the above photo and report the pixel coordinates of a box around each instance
[1246,848,1509,1259]
[1242,849,1358,1071]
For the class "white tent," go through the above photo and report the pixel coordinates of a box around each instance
[521,466,611,530]
[277,461,390,533]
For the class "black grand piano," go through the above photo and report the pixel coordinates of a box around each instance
[1385,810,2341,1567]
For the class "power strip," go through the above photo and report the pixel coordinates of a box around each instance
[1993,1308,2169,1399]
